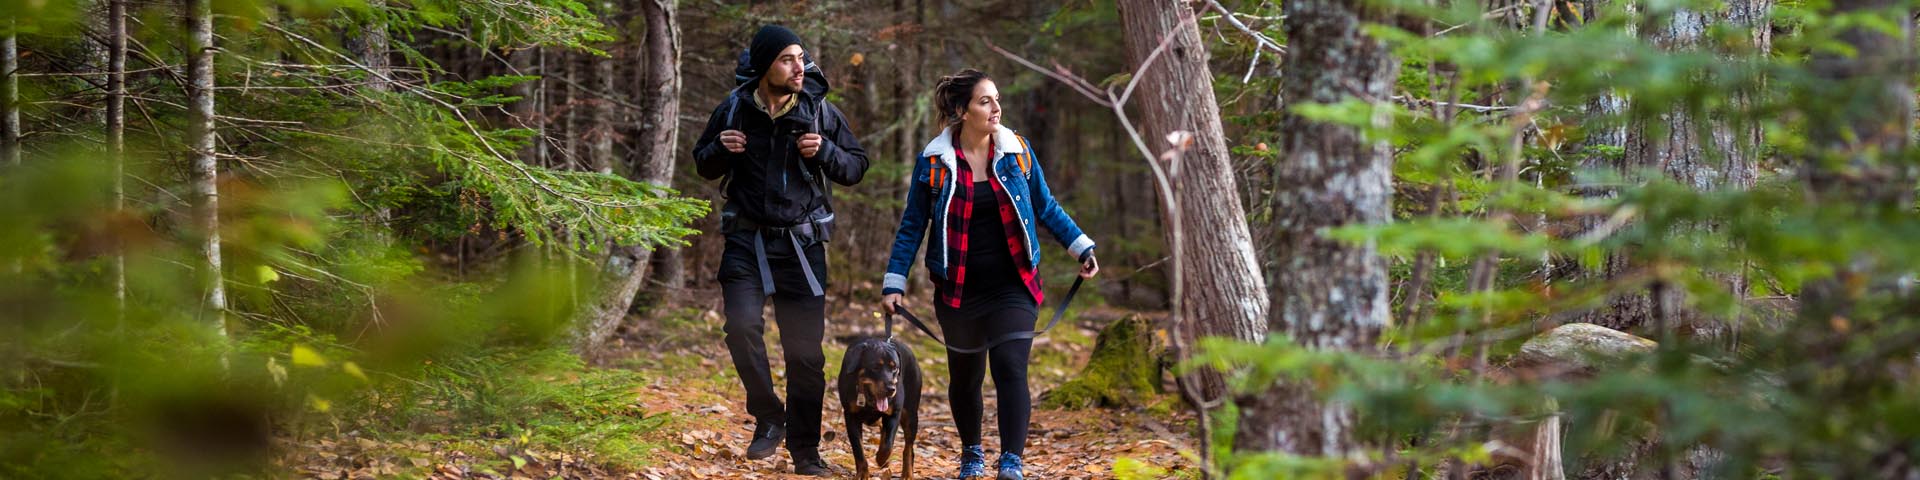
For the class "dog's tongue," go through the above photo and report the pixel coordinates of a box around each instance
[875,396,890,414]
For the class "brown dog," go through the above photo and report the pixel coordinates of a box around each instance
[838,337,922,479]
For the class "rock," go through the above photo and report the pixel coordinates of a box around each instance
[1482,324,1657,480]
[1512,323,1657,379]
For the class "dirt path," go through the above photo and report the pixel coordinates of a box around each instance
[611,298,1199,479]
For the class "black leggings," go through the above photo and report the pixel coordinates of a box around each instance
[936,303,1036,456]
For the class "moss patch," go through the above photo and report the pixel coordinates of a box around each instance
[1039,314,1161,409]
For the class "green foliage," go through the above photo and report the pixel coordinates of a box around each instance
[367,347,667,468]
[1195,0,1920,478]
[384,96,707,250]
[387,0,615,53]
[2,0,700,476]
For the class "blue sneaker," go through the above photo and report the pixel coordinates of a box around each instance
[996,452,1025,480]
[958,445,988,478]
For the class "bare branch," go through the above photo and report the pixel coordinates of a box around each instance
[1203,0,1286,54]
[1391,95,1515,113]
[16,65,177,77]
[1242,49,1262,84]
[986,41,1111,107]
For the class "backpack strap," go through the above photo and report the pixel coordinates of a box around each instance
[1014,135,1033,177]
[716,93,750,200]
[927,155,946,188]
[803,97,833,217]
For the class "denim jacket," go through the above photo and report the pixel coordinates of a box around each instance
[882,125,1094,295]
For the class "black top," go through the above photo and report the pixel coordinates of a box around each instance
[965,179,1022,292]
[691,57,869,226]
[939,166,1038,319]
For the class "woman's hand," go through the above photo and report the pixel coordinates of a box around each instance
[882,293,907,314]
[1079,254,1100,279]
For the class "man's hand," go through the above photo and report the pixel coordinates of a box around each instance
[719,130,747,153]
[798,133,823,159]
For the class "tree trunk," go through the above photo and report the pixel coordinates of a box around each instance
[108,0,128,318]
[1114,0,1268,404]
[1530,411,1565,480]
[590,6,615,176]
[658,246,685,292]
[83,0,126,316]
[635,0,678,190]
[346,0,393,239]
[577,0,680,355]
[187,0,226,336]
[510,49,542,165]
[1578,1,1770,335]
[351,0,390,93]
[535,49,550,167]
[638,0,684,294]
[3,17,18,166]
[1237,0,1397,457]
[1645,0,1768,337]
[563,49,581,170]
[1570,0,1632,325]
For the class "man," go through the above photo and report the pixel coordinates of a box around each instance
[690,25,868,476]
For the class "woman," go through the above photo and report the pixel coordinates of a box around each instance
[880,69,1098,480]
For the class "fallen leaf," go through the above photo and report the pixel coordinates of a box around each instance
[292,345,328,367]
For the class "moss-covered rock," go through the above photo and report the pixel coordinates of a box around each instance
[1040,314,1161,410]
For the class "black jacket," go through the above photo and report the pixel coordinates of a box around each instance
[693,52,868,226]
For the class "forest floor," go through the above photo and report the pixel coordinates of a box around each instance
[278,289,1200,479]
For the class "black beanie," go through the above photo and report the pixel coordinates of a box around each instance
[748,25,804,80]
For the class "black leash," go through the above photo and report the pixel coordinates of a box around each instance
[886,252,1091,354]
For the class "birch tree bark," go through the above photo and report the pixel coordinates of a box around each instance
[187,0,226,336]
[3,17,18,166]
[108,0,128,315]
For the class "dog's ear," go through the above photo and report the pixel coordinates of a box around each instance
[841,342,867,377]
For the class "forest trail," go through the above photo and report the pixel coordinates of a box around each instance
[279,292,1198,479]
[608,296,1198,479]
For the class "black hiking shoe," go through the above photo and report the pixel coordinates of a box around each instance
[745,422,785,460]
[791,451,835,477]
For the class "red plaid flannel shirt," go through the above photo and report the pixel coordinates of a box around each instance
[938,146,1044,309]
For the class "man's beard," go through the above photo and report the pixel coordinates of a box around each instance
[762,77,802,96]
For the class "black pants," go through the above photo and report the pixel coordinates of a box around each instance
[719,229,829,454]
[937,297,1037,456]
